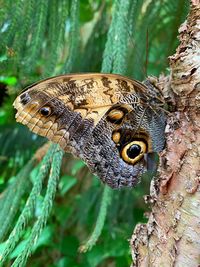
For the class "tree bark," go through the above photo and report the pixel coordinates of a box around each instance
[130,1,200,266]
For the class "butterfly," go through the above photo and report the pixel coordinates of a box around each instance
[13,73,166,188]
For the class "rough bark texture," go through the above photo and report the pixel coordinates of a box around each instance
[131,1,200,266]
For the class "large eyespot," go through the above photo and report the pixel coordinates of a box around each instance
[121,140,147,164]
[39,106,52,116]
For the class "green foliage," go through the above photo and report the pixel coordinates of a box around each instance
[0,159,35,241]
[102,0,132,74]
[0,125,45,182]
[11,147,63,266]
[80,186,112,253]
[0,0,189,266]
[63,0,80,73]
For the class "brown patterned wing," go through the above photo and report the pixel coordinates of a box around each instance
[13,73,166,188]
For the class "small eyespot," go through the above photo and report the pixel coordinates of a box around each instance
[107,109,124,121]
[20,92,31,105]
[112,131,121,144]
[107,107,128,124]
[121,140,147,164]
[39,106,51,116]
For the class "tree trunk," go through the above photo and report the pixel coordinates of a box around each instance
[130,1,200,266]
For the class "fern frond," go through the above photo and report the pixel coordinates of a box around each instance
[80,3,107,72]
[101,1,117,73]
[102,0,132,74]
[25,0,48,74]
[62,0,80,73]
[2,0,24,49]
[44,0,60,77]
[16,0,35,76]
[0,159,35,241]
[10,146,63,267]
[58,0,70,51]
[79,186,112,252]
[112,0,131,74]
[0,144,57,263]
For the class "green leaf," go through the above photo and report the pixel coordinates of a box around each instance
[60,236,79,257]
[0,76,17,85]
[54,205,73,223]
[59,175,77,196]
[10,240,28,259]
[33,226,54,250]
[56,257,78,267]
[80,1,94,22]
[71,160,85,175]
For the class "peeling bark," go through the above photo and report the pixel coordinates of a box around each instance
[131,2,200,267]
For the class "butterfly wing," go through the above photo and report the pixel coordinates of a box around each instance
[13,73,166,188]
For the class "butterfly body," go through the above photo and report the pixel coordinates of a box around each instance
[14,73,166,188]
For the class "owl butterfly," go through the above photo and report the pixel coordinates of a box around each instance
[13,73,166,188]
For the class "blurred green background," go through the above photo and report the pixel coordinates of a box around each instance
[0,0,189,266]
